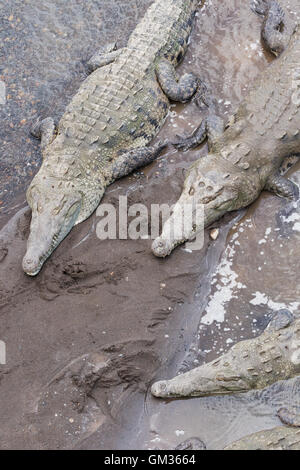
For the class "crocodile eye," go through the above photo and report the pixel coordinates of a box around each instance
[67,202,79,218]
[189,187,195,195]
[52,207,60,215]
[52,199,66,216]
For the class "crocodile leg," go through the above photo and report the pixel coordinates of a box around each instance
[87,42,122,72]
[173,119,207,152]
[31,117,56,151]
[173,81,224,151]
[251,0,293,55]
[156,59,199,103]
[175,438,206,450]
[111,141,167,180]
[265,173,299,199]
[277,406,300,427]
[267,308,294,331]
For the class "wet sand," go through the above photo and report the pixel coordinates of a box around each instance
[0,0,299,449]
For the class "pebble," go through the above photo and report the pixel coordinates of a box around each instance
[210,228,219,240]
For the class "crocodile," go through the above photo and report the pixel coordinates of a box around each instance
[151,309,300,398]
[22,0,201,276]
[224,426,300,450]
[151,0,300,259]
[174,402,300,450]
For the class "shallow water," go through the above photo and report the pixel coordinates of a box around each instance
[0,0,299,450]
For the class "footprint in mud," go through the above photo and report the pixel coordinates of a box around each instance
[0,248,8,262]
[148,308,174,332]
[31,352,109,449]
[37,256,137,300]
[100,339,159,396]
[63,261,90,279]
[31,340,159,448]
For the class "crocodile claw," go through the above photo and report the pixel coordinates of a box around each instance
[172,134,193,152]
[277,406,300,427]
[31,117,42,138]
[250,0,268,16]
[156,139,169,153]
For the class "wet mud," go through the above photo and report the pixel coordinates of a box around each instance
[0,0,299,449]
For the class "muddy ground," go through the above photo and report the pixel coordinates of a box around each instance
[0,0,299,450]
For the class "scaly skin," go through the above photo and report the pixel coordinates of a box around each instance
[224,426,300,450]
[23,0,200,275]
[151,310,300,398]
[152,1,300,258]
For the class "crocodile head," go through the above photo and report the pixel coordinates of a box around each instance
[22,174,82,276]
[152,157,239,257]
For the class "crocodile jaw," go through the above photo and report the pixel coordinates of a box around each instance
[151,367,250,398]
[152,161,238,257]
[23,183,82,276]
[151,200,199,257]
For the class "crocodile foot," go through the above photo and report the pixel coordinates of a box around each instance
[173,119,207,152]
[175,438,206,450]
[87,42,121,72]
[277,406,300,427]
[173,78,224,152]
[265,173,299,200]
[252,0,293,56]
[156,59,199,103]
[251,0,268,16]
[31,117,56,150]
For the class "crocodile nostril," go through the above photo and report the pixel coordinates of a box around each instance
[23,258,34,267]
[152,238,170,257]
[22,256,38,274]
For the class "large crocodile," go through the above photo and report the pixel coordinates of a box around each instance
[151,309,300,397]
[152,0,300,258]
[175,426,300,450]
[226,400,300,450]
[152,309,300,450]
[23,0,201,275]
[224,426,300,450]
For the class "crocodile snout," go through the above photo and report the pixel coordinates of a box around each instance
[151,380,168,397]
[152,237,173,257]
[22,253,41,276]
